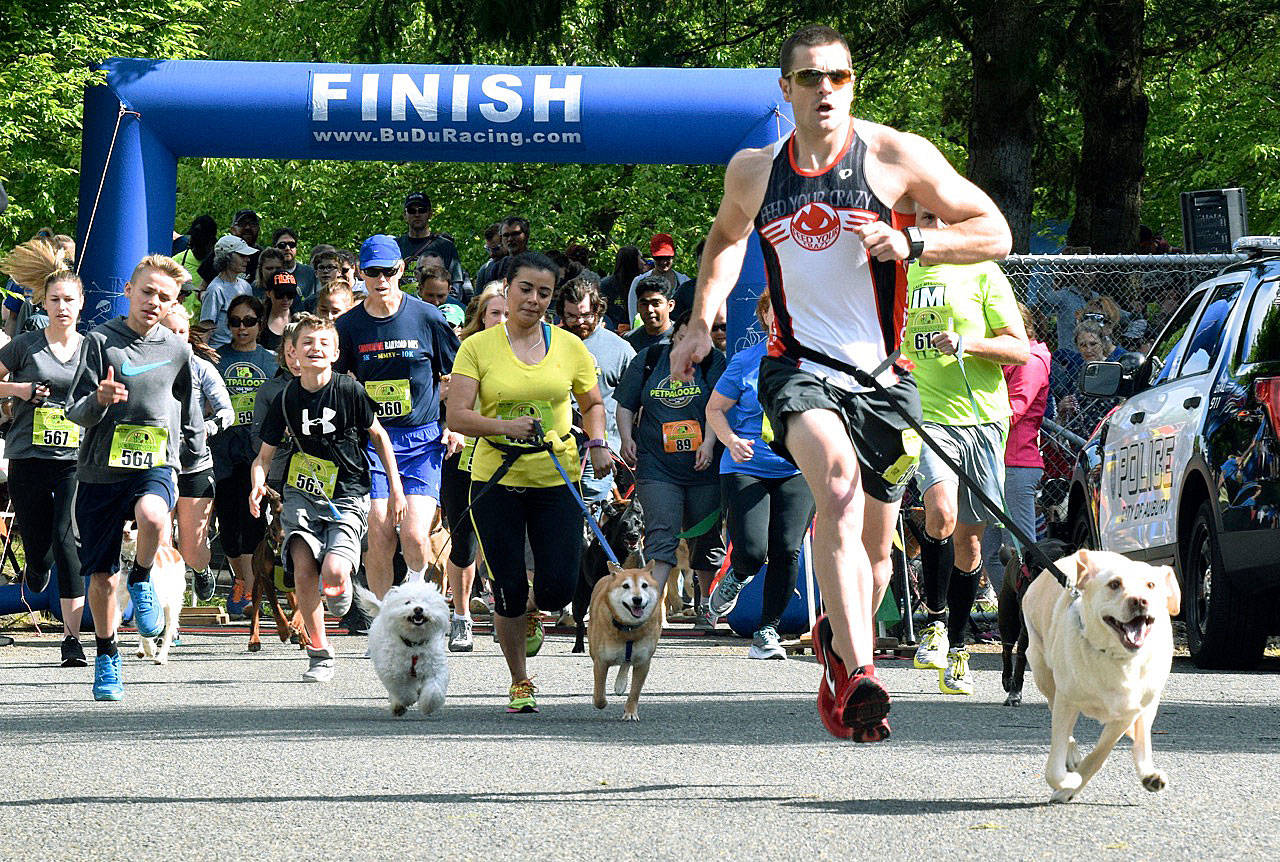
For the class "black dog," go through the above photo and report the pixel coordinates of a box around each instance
[999,537,1074,706]
[571,496,645,653]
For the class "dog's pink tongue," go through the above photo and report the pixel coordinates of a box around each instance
[1123,617,1152,648]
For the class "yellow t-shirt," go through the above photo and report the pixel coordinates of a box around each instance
[451,323,599,488]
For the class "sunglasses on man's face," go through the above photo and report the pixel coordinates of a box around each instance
[275,240,297,249]
[406,206,429,215]
[711,323,727,332]
[788,68,854,87]
[228,315,259,328]
[364,266,398,280]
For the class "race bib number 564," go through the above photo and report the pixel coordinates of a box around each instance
[108,424,167,469]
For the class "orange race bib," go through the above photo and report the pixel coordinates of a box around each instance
[661,420,703,454]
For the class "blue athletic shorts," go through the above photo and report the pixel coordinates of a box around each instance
[368,423,444,501]
[73,467,177,576]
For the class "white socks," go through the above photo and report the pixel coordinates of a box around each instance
[406,568,426,583]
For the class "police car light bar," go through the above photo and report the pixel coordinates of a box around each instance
[1232,236,1280,254]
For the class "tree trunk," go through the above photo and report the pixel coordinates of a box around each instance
[1068,0,1148,253]
[967,2,1042,254]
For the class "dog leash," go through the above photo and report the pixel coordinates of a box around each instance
[789,344,1067,587]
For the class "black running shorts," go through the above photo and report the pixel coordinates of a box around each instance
[757,355,922,503]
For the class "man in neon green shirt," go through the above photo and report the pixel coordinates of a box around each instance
[903,207,1028,696]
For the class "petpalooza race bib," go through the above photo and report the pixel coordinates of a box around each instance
[497,399,554,445]
[230,392,256,427]
[286,452,338,499]
[365,378,412,420]
[108,424,168,469]
[32,406,80,448]
[661,419,703,453]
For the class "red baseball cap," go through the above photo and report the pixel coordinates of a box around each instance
[650,233,675,257]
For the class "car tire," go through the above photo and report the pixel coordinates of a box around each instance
[1069,502,1095,551]
[1183,500,1266,669]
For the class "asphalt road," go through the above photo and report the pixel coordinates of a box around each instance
[2,624,1277,860]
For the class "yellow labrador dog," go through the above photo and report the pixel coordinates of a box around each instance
[1023,549,1181,803]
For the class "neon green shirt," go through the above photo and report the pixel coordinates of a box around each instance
[903,260,1018,425]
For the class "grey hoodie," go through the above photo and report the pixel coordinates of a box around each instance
[65,317,200,484]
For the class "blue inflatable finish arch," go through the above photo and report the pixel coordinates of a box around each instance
[75,58,792,327]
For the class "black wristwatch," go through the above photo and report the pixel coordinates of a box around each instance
[903,226,925,262]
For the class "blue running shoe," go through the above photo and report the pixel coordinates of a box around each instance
[127,579,164,638]
[93,652,123,701]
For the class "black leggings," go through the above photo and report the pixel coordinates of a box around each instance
[439,451,477,568]
[722,471,815,630]
[8,458,82,599]
[214,463,266,557]
[470,481,583,618]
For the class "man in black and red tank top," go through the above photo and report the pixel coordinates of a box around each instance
[672,24,1011,743]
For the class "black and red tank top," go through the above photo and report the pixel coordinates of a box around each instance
[754,125,910,391]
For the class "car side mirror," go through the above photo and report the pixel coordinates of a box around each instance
[1081,361,1123,397]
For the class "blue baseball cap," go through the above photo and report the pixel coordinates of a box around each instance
[359,234,401,269]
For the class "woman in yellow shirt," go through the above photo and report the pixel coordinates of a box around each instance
[448,252,612,713]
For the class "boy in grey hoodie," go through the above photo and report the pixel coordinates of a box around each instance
[65,254,201,702]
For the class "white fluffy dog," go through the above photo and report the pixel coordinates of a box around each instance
[117,528,187,665]
[359,580,451,716]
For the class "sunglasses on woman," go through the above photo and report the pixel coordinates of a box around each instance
[228,315,259,328]
[788,68,854,87]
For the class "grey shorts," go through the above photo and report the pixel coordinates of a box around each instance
[634,479,726,569]
[914,421,1007,526]
[281,491,370,575]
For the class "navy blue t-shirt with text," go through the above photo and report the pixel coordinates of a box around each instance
[334,294,460,430]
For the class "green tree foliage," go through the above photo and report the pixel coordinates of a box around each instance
[1,0,1277,263]
[0,0,212,243]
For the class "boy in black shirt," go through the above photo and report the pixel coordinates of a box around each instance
[250,313,404,682]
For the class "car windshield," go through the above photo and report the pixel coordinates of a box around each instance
[1235,277,1280,368]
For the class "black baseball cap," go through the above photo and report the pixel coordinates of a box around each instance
[404,192,431,210]
[232,208,259,225]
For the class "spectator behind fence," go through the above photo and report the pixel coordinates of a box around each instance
[981,302,1052,590]
[1050,315,1125,400]
[1040,267,1098,354]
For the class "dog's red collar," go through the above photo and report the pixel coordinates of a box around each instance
[410,655,418,678]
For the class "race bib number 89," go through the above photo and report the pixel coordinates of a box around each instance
[661,420,703,453]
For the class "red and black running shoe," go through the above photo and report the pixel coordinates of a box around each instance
[811,614,892,743]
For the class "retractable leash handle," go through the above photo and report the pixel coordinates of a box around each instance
[846,351,1067,587]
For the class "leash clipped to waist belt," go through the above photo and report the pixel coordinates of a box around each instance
[466,422,621,567]
[789,342,1067,588]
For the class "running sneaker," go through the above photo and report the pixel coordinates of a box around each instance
[226,578,252,618]
[507,678,538,713]
[324,576,353,618]
[60,635,87,668]
[748,625,787,660]
[126,578,164,638]
[302,645,336,682]
[940,647,975,695]
[469,594,491,617]
[913,620,949,670]
[448,617,474,653]
[92,652,123,701]
[192,566,216,603]
[811,614,892,742]
[525,613,544,657]
[693,607,715,632]
[708,573,747,619]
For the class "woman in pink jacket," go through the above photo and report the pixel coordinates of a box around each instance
[982,303,1051,588]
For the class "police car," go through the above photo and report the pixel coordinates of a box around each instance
[1067,237,1280,669]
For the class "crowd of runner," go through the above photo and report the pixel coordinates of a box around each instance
[0,24,1143,738]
